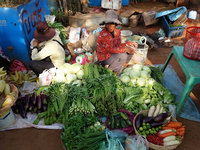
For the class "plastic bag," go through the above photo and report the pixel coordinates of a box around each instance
[39,67,57,86]
[99,130,127,150]
[125,135,148,150]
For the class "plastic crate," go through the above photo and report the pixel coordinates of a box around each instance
[161,16,187,38]
[88,0,101,6]
[122,0,129,5]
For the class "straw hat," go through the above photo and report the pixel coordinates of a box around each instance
[100,10,122,25]
[33,21,56,42]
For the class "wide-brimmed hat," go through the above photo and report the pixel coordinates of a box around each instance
[33,21,56,42]
[100,10,122,25]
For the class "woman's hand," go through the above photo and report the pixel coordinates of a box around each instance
[33,40,39,47]
[127,41,138,48]
[125,46,135,54]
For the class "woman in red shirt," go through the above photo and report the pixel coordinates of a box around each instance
[97,10,137,73]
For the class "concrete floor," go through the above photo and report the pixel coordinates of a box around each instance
[1,2,200,150]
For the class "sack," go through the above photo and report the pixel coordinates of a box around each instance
[125,135,148,150]
[9,60,27,73]
[38,67,57,86]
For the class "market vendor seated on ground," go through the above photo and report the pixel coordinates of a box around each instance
[97,10,138,73]
[29,21,65,76]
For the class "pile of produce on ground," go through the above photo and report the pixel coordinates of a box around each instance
[3,60,182,150]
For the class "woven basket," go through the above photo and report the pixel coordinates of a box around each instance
[0,84,18,113]
[133,110,181,150]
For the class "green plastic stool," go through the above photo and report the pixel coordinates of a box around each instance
[161,46,200,116]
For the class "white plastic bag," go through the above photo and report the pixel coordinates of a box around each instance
[39,67,57,86]
[69,27,81,43]
[101,0,122,10]
[125,135,149,150]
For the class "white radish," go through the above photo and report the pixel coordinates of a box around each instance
[148,106,155,117]
[163,136,176,142]
[164,140,180,146]
[159,129,173,135]
[159,107,164,114]
[153,104,161,117]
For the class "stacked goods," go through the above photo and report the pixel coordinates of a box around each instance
[134,110,184,149]
[12,93,49,118]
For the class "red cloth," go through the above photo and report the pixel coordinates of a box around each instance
[97,28,131,61]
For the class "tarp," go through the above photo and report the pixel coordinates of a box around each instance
[155,6,187,21]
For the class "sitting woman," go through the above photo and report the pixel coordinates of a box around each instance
[97,10,137,73]
[29,21,65,76]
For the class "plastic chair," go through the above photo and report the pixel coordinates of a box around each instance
[161,46,200,116]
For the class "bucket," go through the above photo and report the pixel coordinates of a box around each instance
[183,26,200,61]
[0,108,15,129]
[121,30,133,43]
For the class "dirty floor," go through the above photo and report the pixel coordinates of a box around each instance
[1,2,200,150]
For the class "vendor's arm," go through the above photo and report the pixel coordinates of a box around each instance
[31,43,52,60]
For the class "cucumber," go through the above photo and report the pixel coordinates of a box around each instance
[126,119,132,126]
[111,115,115,129]
[120,112,129,120]
[121,119,127,128]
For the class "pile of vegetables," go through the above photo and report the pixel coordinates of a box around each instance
[34,63,125,125]
[135,108,185,147]
[61,113,106,150]
[121,64,175,114]
[52,63,84,84]
[48,22,67,44]
[0,68,16,109]
[12,92,49,118]
[106,111,132,130]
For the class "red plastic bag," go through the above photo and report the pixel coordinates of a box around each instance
[9,60,27,73]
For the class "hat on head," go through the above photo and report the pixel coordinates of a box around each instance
[100,10,122,25]
[33,21,56,42]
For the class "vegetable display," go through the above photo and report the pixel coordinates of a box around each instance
[12,92,49,118]
[121,64,175,114]
[61,113,105,150]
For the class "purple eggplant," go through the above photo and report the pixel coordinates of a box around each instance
[24,94,31,111]
[150,121,164,127]
[37,109,42,114]
[143,116,154,123]
[37,95,42,110]
[135,114,144,129]
[17,101,27,118]
[32,92,37,105]
[41,94,47,105]
[42,105,47,112]
[154,112,170,122]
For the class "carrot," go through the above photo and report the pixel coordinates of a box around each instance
[162,126,175,130]
[177,127,185,132]
[166,121,182,128]
[159,132,176,138]
[177,130,185,136]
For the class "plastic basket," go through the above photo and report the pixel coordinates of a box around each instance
[183,26,200,61]
[161,16,187,38]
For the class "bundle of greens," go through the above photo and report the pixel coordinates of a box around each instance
[48,22,67,44]
[61,114,106,150]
